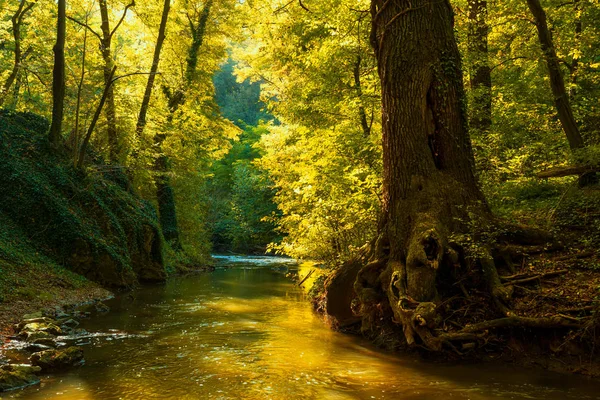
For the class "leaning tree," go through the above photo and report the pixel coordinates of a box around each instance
[324,0,570,352]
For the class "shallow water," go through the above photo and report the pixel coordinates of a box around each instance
[8,256,600,399]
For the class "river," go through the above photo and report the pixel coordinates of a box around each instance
[9,256,600,399]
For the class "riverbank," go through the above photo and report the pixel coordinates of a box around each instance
[8,259,600,399]
[0,271,111,339]
[0,110,170,338]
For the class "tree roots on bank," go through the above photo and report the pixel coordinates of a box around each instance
[324,222,597,356]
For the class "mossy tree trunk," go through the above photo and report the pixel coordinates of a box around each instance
[323,0,563,351]
[155,0,213,251]
[324,0,528,350]
[48,0,66,146]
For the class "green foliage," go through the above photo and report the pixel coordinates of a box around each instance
[237,0,382,263]
[0,110,165,286]
[213,57,272,127]
[204,125,280,254]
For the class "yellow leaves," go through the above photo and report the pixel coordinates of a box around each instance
[568,48,582,60]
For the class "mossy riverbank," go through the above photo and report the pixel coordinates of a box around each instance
[0,110,167,334]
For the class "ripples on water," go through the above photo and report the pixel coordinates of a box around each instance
[9,256,600,399]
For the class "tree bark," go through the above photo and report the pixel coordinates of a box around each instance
[48,0,66,146]
[525,0,584,150]
[467,0,492,140]
[0,0,35,107]
[345,0,496,348]
[135,0,170,138]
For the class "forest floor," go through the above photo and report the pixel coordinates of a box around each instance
[490,247,600,376]
[0,259,112,338]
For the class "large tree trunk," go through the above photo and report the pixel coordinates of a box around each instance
[323,0,560,351]
[48,0,66,146]
[467,0,492,146]
[331,0,506,349]
[0,0,34,107]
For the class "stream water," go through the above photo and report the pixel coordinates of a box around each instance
[8,255,600,399]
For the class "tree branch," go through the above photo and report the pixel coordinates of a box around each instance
[110,1,135,39]
[67,16,102,42]
[299,0,312,12]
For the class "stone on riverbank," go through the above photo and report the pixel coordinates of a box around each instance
[0,364,41,392]
[20,322,62,337]
[30,347,84,371]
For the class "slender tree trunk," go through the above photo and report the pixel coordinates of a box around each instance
[0,0,34,107]
[74,15,89,163]
[353,55,371,138]
[569,0,581,101]
[467,0,492,141]
[78,66,117,168]
[184,0,213,86]
[136,0,170,137]
[99,0,120,162]
[48,0,66,146]
[525,0,583,150]
[154,0,213,250]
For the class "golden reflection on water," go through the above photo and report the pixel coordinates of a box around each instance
[11,259,600,400]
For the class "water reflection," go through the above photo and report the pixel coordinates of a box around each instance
[11,257,600,399]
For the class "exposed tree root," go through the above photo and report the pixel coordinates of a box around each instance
[323,217,593,356]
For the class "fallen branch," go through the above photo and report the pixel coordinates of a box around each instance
[557,305,596,314]
[462,315,582,332]
[537,165,598,179]
[297,269,315,287]
[552,251,595,262]
[501,269,567,285]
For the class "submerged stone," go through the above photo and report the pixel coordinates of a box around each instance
[0,364,41,392]
[30,347,84,371]
[95,302,110,313]
[61,319,79,329]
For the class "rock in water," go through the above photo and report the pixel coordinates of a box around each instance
[61,318,80,329]
[20,322,62,337]
[0,364,41,392]
[30,347,84,371]
[25,331,55,342]
[95,302,110,313]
